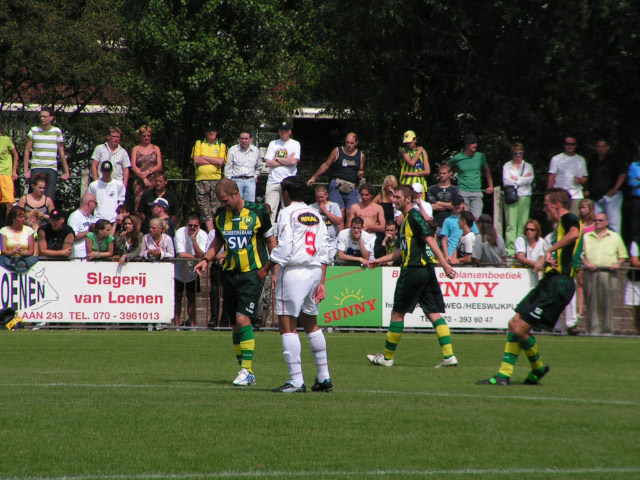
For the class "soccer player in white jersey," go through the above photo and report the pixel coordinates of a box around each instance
[258,175,333,393]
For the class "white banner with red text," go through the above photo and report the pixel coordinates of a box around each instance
[3,261,174,324]
[381,267,538,329]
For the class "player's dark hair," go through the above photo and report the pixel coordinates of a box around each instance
[281,175,307,202]
[546,188,571,209]
[394,184,413,199]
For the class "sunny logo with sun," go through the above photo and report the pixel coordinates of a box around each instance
[322,286,377,324]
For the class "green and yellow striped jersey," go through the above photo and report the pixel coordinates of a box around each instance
[545,212,583,278]
[214,202,272,273]
[399,209,436,267]
[399,147,428,193]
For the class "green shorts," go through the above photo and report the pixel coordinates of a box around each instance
[393,265,446,315]
[221,270,263,322]
[515,273,575,330]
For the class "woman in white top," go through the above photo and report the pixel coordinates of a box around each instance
[502,142,534,257]
[514,219,545,271]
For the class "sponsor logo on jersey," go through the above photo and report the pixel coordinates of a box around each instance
[298,212,320,226]
[224,230,254,250]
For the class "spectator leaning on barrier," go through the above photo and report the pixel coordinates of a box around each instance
[173,215,208,327]
[192,123,227,232]
[68,193,97,259]
[88,160,126,224]
[137,170,179,234]
[37,209,74,258]
[449,134,494,220]
[335,216,375,266]
[514,219,545,271]
[548,135,588,216]
[398,130,429,196]
[0,124,19,219]
[308,133,365,218]
[426,163,459,235]
[23,107,69,201]
[264,121,301,222]
[582,212,628,334]
[450,210,475,265]
[440,194,478,264]
[502,142,534,257]
[472,214,506,265]
[586,139,626,234]
[141,217,174,260]
[627,145,640,242]
[225,131,262,202]
[373,220,400,266]
[85,219,115,261]
[1,206,35,258]
[114,215,142,265]
[90,127,131,187]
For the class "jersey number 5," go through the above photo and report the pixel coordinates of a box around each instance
[305,231,316,255]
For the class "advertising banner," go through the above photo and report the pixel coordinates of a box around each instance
[318,266,383,328]
[382,267,538,329]
[5,261,174,323]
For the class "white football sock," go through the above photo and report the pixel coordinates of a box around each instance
[281,333,304,387]
[307,329,330,382]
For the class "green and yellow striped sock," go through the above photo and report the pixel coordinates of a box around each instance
[232,331,242,365]
[431,317,454,358]
[383,321,404,360]
[498,332,521,379]
[520,335,543,371]
[238,325,255,372]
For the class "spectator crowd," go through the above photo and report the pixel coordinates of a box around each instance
[0,110,639,334]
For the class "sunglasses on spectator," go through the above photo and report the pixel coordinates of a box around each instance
[565,142,577,146]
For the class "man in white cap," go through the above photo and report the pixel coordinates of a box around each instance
[149,197,175,237]
[411,183,433,221]
[399,130,430,196]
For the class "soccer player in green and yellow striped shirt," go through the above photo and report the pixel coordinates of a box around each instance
[477,188,582,386]
[366,184,458,368]
[195,179,276,386]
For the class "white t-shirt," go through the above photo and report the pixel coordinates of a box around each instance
[270,202,329,267]
[458,231,476,257]
[413,199,433,219]
[336,228,376,259]
[88,178,126,223]
[68,209,95,258]
[502,160,534,196]
[514,236,546,262]
[265,138,301,184]
[548,153,588,199]
[173,226,209,282]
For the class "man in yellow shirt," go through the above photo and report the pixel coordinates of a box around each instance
[582,212,628,334]
[192,123,227,232]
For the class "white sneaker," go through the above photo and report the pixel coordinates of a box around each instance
[232,368,256,386]
[367,353,394,367]
[435,355,458,368]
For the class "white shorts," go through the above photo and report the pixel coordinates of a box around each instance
[275,264,323,316]
[624,280,640,306]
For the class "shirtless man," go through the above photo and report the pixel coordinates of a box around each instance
[346,183,385,235]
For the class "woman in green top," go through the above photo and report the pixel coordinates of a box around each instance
[85,219,114,260]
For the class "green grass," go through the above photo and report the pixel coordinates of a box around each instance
[1,330,639,480]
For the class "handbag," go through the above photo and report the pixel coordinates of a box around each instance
[335,178,356,194]
[503,162,525,205]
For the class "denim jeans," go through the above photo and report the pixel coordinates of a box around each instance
[232,177,256,203]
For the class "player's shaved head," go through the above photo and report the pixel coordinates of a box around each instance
[215,178,240,197]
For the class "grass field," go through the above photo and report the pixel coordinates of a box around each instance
[1,330,639,480]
